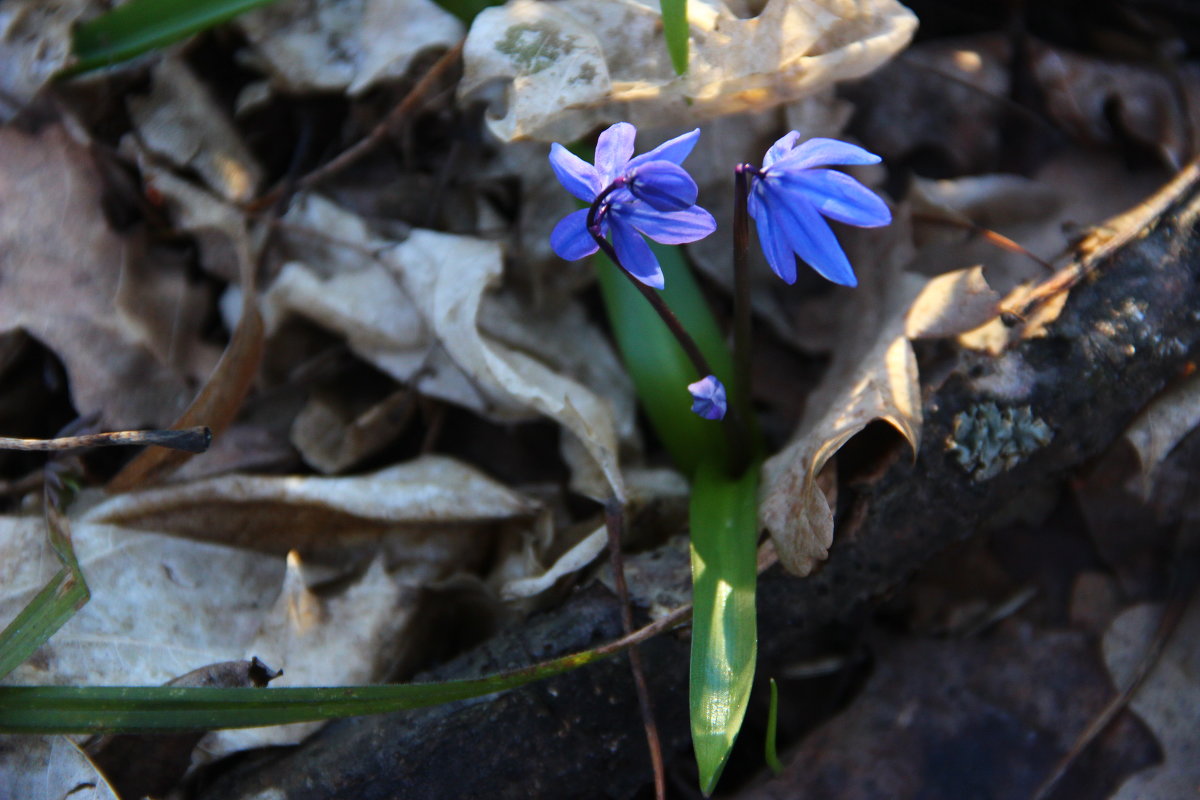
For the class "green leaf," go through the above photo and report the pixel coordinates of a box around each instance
[689,457,759,795]
[593,236,761,795]
[765,677,783,774]
[594,243,734,476]
[661,0,689,76]
[431,0,504,24]
[0,646,610,734]
[0,503,90,681]
[65,0,282,77]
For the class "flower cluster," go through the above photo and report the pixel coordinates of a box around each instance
[549,123,891,422]
[742,133,892,287]
[548,122,715,290]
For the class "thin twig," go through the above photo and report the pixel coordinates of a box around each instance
[911,210,1055,272]
[0,427,211,454]
[255,39,464,208]
[604,499,666,800]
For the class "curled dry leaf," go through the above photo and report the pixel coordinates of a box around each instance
[1121,372,1200,498]
[460,0,917,142]
[85,455,538,556]
[291,385,418,474]
[1103,598,1200,800]
[760,219,922,576]
[501,524,607,600]
[127,58,264,203]
[382,229,626,500]
[235,0,463,96]
[0,125,193,429]
[266,196,628,497]
[905,266,1002,340]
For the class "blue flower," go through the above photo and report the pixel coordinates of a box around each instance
[688,375,727,421]
[745,134,892,287]
[549,122,716,289]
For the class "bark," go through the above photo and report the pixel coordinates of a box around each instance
[194,165,1200,800]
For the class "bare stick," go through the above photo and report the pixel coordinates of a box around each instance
[0,427,212,454]
[604,499,666,800]
[291,41,463,195]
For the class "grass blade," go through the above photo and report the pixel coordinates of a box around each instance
[765,677,783,774]
[689,457,759,795]
[0,646,611,734]
[0,493,90,681]
[661,0,689,76]
[66,0,281,77]
[0,570,87,681]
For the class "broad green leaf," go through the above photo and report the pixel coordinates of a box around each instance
[0,646,610,734]
[66,0,282,77]
[594,238,760,796]
[594,243,735,476]
[660,0,689,76]
[689,457,758,795]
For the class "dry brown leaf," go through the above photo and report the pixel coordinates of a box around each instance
[0,1,91,122]
[0,125,193,429]
[127,57,263,203]
[106,167,265,491]
[291,386,416,474]
[1103,597,1200,800]
[263,195,489,413]
[204,552,431,755]
[460,0,916,142]
[0,736,119,800]
[85,456,537,555]
[85,659,277,800]
[235,0,463,96]
[1122,373,1200,498]
[760,219,922,575]
[905,266,1002,339]
[266,196,630,497]
[0,518,282,687]
[501,524,607,600]
[381,228,626,501]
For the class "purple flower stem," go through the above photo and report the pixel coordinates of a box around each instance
[586,196,715,382]
[732,165,755,423]
[587,195,752,475]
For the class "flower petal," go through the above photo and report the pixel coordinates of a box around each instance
[595,122,637,184]
[625,203,716,245]
[548,143,602,202]
[767,183,857,286]
[773,137,881,171]
[628,160,697,211]
[749,196,798,284]
[550,208,600,261]
[688,375,727,420]
[779,168,892,227]
[628,128,700,169]
[610,219,664,289]
[762,131,800,168]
